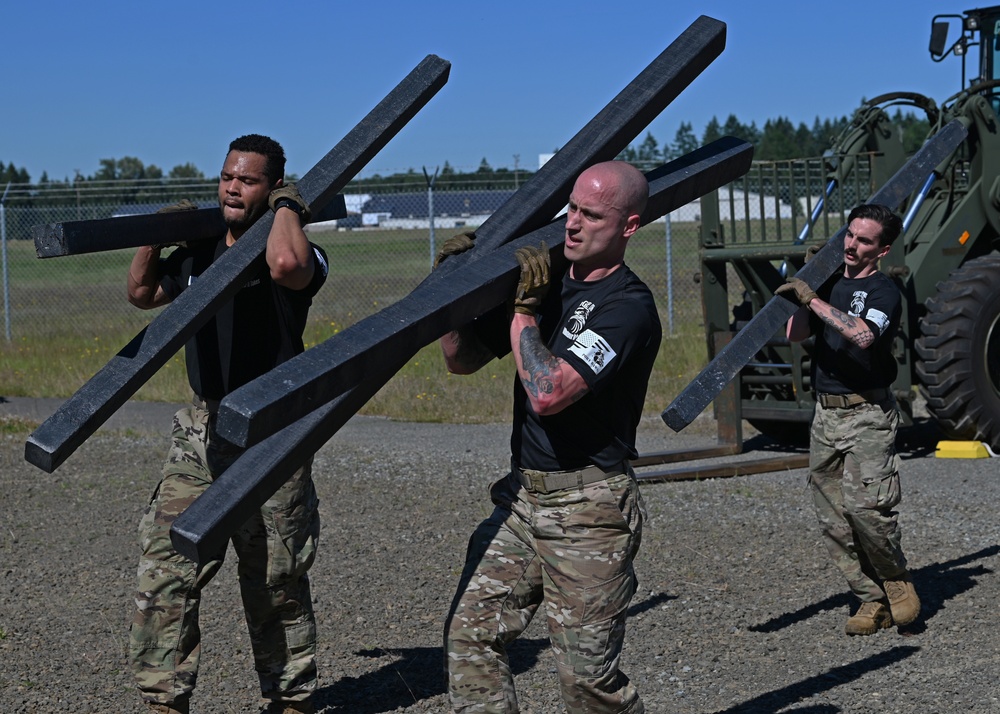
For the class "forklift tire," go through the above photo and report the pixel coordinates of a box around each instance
[915,254,1000,450]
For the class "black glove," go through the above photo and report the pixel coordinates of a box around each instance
[433,231,476,269]
[513,242,550,315]
[775,277,818,306]
[268,184,311,222]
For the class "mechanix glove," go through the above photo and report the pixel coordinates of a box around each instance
[153,198,198,249]
[775,276,818,307]
[433,231,476,269]
[513,241,550,315]
[268,183,311,222]
[156,198,199,214]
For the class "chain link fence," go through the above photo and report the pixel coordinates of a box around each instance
[0,177,707,354]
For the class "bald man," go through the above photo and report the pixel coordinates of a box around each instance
[438,161,660,713]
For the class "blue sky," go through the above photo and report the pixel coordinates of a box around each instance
[3,1,973,183]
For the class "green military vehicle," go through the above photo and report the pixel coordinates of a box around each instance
[699,6,1000,447]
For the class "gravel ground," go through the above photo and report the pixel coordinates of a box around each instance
[2,396,999,713]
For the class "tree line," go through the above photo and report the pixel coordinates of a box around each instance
[1,109,933,204]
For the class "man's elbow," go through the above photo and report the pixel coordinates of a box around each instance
[127,288,156,310]
[529,392,567,417]
[270,258,314,290]
[442,352,482,375]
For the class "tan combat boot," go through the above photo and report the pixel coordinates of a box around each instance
[884,577,921,626]
[845,601,893,636]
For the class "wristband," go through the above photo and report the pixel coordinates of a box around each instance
[273,197,305,219]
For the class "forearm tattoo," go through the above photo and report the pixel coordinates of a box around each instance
[822,307,874,348]
[519,326,558,398]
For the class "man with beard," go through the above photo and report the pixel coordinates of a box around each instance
[126,134,328,714]
[778,203,920,637]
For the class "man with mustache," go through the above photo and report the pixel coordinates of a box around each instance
[778,203,920,636]
[126,134,328,714]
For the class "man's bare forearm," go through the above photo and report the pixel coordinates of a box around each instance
[518,326,558,398]
[516,325,588,406]
[812,299,875,348]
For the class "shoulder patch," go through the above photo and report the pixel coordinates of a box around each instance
[568,329,617,374]
[865,307,890,335]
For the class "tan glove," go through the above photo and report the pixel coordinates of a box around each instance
[805,242,823,264]
[268,184,311,222]
[513,242,550,315]
[156,199,199,213]
[775,277,818,307]
[153,199,198,249]
[433,231,476,269]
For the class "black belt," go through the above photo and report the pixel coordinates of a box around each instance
[817,388,890,409]
[512,460,628,494]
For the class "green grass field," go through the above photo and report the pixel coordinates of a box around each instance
[0,223,711,422]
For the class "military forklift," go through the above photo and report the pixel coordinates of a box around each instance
[698,6,1000,448]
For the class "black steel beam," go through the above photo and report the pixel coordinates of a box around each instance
[661,120,968,432]
[23,54,452,473]
[31,196,347,258]
[171,140,754,561]
[216,16,730,447]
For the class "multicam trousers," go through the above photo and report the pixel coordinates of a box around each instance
[128,404,320,706]
[808,396,908,602]
[446,469,646,714]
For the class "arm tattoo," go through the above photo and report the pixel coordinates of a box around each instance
[519,326,558,398]
[821,308,875,348]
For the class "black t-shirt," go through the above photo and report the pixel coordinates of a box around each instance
[158,237,329,400]
[811,270,901,394]
[511,264,662,471]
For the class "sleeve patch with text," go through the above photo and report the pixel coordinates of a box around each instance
[568,329,617,374]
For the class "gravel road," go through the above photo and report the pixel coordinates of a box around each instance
[1,397,999,713]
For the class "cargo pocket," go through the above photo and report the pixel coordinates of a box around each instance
[573,568,636,677]
[266,485,320,586]
[861,470,901,510]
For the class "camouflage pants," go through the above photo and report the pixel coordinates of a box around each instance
[446,470,645,714]
[129,404,320,706]
[808,397,908,602]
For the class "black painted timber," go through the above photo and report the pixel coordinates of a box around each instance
[172,139,755,561]
[216,16,729,446]
[31,196,347,258]
[661,119,969,432]
[23,54,451,473]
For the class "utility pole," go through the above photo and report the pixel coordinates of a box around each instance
[423,165,439,269]
[2,182,11,341]
[513,154,520,189]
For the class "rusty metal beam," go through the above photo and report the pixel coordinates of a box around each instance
[635,454,809,483]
